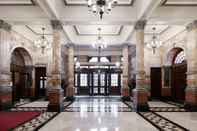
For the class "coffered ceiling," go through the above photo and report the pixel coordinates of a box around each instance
[0,0,35,5]
[0,0,196,46]
[64,0,134,6]
[74,25,123,36]
[162,0,197,6]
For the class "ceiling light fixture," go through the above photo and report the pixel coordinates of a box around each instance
[146,27,162,54]
[92,28,107,49]
[34,28,50,54]
[87,0,118,19]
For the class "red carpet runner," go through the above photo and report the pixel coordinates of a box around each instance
[0,111,40,131]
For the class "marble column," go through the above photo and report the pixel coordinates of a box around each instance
[132,20,149,111]
[185,20,197,111]
[66,44,75,100]
[47,20,64,112]
[0,20,12,110]
[121,44,130,100]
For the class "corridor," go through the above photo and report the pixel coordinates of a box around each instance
[7,97,197,131]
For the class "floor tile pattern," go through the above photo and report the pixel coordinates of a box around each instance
[13,112,58,131]
[149,107,187,112]
[64,97,132,112]
[10,107,47,112]
[138,112,189,131]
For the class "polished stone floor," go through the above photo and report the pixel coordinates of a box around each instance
[13,96,197,131]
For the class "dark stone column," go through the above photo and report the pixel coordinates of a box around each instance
[0,20,12,110]
[185,20,197,111]
[132,20,149,111]
[47,20,64,112]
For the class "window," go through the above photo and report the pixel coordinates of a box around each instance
[93,73,98,86]
[174,51,186,64]
[89,57,98,62]
[80,74,88,86]
[111,74,118,86]
[100,73,105,86]
[75,74,78,86]
[100,57,109,62]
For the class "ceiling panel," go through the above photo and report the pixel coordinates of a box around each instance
[145,25,169,34]
[162,0,197,6]
[26,25,52,35]
[64,0,134,6]
[74,25,123,35]
[0,0,35,5]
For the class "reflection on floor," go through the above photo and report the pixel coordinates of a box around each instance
[1,96,197,131]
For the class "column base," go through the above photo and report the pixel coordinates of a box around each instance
[47,88,64,112]
[132,89,149,112]
[0,86,12,110]
[185,88,197,111]
[66,87,75,100]
[121,88,130,101]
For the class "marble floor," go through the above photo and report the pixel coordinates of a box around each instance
[10,96,197,131]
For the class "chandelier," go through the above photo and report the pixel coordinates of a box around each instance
[146,27,162,54]
[87,0,118,19]
[92,28,107,49]
[34,28,50,54]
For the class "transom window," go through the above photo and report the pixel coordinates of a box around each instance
[174,51,186,64]
[89,57,110,62]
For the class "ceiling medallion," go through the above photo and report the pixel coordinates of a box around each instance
[34,28,50,54]
[87,0,118,19]
[146,27,162,54]
[92,28,107,49]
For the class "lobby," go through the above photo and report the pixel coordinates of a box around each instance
[0,0,197,131]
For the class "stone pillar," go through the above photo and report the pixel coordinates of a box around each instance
[185,20,197,111]
[47,20,64,112]
[66,44,75,100]
[0,20,12,110]
[132,20,149,111]
[121,44,130,100]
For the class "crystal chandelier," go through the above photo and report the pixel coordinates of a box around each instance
[34,28,50,54]
[147,27,162,54]
[87,0,118,19]
[92,28,107,49]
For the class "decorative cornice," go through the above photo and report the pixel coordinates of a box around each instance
[0,20,11,31]
[134,20,147,30]
[186,20,197,31]
[51,20,63,30]
[67,43,75,48]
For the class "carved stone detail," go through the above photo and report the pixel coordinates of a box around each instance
[51,20,63,30]
[134,20,147,30]
[0,20,11,31]
[186,20,197,31]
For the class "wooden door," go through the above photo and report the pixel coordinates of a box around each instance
[151,67,162,99]
[171,64,186,102]
[35,67,46,98]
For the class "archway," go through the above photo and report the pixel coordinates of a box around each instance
[166,47,187,102]
[10,47,33,102]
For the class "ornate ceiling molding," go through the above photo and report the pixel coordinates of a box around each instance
[74,25,123,36]
[63,0,135,6]
[0,0,35,6]
[162,0,197,6]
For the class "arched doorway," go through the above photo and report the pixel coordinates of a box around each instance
[10,47,33,102]
[166,47,187,102]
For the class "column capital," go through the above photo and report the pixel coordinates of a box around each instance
[67,43,75,48]
[134,20,147,30]
[122,42,129,48]
[0,20,11,31]
[186,20,197,31]
[51,20,63,30]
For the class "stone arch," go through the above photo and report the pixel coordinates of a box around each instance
[11,47,33,66]
[10,47,33,101]
[166,47,185,65]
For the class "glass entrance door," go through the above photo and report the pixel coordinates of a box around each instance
[91,71,107,95]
